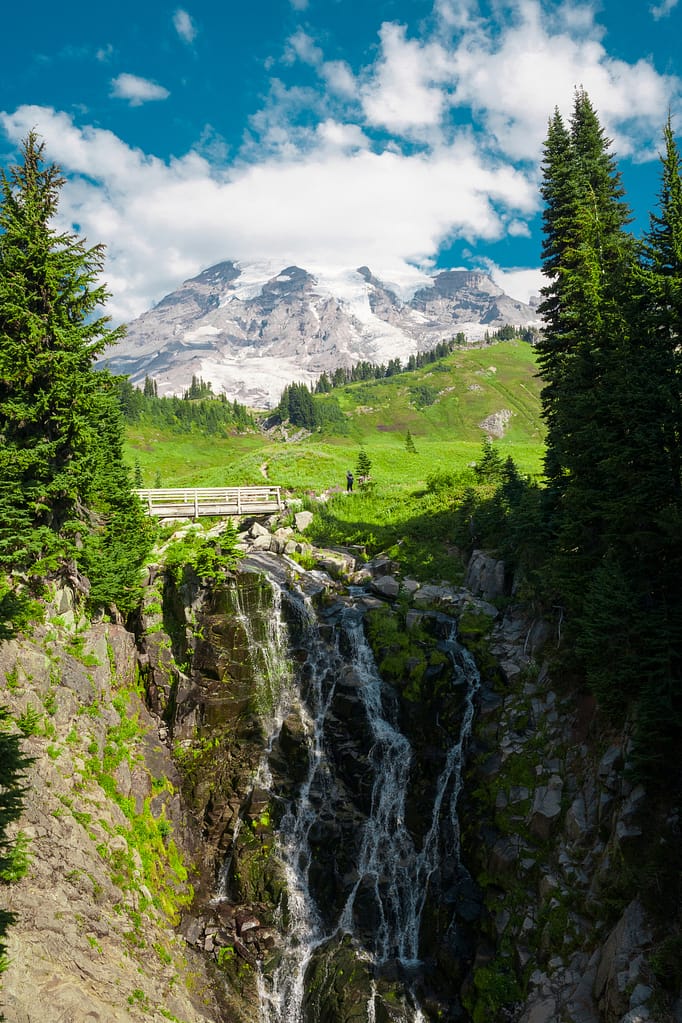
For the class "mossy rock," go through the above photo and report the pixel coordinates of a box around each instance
[302,935,374,1023]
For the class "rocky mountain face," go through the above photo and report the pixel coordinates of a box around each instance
[98,261,540,407]
[1,518,669,1023]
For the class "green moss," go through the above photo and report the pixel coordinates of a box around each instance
[457,611,499,680]
[466,962,522,1023]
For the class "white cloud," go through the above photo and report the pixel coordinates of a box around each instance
[283,31,358,100]
[315,120,368,152]
[2,0,680,327]
[651,0,679,18]
[173,9,197,44]
[96,44,114,63]
[284,29,323,66]
[442,1,679,161]
[0,106,536,322]
[110,73,170,106]
[321,60,357,99]
[360,23,452,135]
[483,262,546,305]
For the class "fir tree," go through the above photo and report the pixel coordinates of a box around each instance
[535,90,634,615]
[0,134,152,611]
[405,430,417,454]
[355,449,372,482]
[0,706,33,983]
[0,134,122,561]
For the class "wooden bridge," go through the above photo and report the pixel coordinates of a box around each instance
[135,486,283,519]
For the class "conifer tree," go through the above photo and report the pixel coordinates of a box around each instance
[355,449,372,481]
[535,90,634,612]
[636,115,682,497]
[0,706,33,983]
[0,134,152,612]
[0,134,122,565]
[536,99,682,783]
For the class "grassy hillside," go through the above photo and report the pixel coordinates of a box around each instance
[125,340,546,497]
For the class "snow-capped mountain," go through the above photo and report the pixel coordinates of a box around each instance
[97,260,540,407]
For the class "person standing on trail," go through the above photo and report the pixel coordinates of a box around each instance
[346,471,354,492]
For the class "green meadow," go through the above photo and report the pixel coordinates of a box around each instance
[125,340,546,495]
[123,340,547,582]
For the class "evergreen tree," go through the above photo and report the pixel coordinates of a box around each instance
[0,134,152,611]
[355,449,372,482]
[636,115,682,498]
[535,98,682,785]
[405,430,417,454]
[474,439,505,483]
[0,133,125,561]
[535,90,634,614]
[0,706,33,985]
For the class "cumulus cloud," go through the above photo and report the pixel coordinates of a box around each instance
[173,8,197,44]
[0,105,537,321]
[360,23,452,135]
[483,262,546,305]
[284,29,323,66]
[261,1,678,162]
[443,2,677,160]
[110,73,170,106]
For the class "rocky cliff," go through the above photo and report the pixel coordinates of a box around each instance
[97,261,539,406]
[1,518,677,1023]
[0,589,224,1023]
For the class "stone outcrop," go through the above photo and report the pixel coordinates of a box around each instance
[462,564,672,1023]
[0,599,223,1023]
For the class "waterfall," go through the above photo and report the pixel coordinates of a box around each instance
[237,577,481,1023]
[257,590,337,1023]
[225,573,292,732]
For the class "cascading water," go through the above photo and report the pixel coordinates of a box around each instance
[234,573,481,1023]
[224,574,292,733]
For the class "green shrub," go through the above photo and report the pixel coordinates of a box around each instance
[16,705,43,737]
[164,526,241,585]
[0,830,31,883]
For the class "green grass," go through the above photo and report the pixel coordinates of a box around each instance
[125,341,546,497]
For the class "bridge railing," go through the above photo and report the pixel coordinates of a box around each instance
[134,486,283,518]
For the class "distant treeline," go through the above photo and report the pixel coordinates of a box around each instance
[113,374,256,434]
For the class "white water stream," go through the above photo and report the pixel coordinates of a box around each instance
[242,584,480,1023]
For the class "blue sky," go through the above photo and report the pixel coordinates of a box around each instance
[1,0,681,320]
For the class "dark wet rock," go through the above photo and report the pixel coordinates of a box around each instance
[371,575,401,600]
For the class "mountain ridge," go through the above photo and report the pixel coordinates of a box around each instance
[98,259,540,407]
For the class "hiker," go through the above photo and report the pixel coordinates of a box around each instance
[346,470,354,492]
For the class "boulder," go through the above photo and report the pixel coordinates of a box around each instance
[530,776,563,840]
[294,510,314,532]
[594,901,653,1021]
[370,575,401,600]
[465,549,507,600]
[315,550,356,580]
[519,997,557,1023]
[251,533,273,551]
